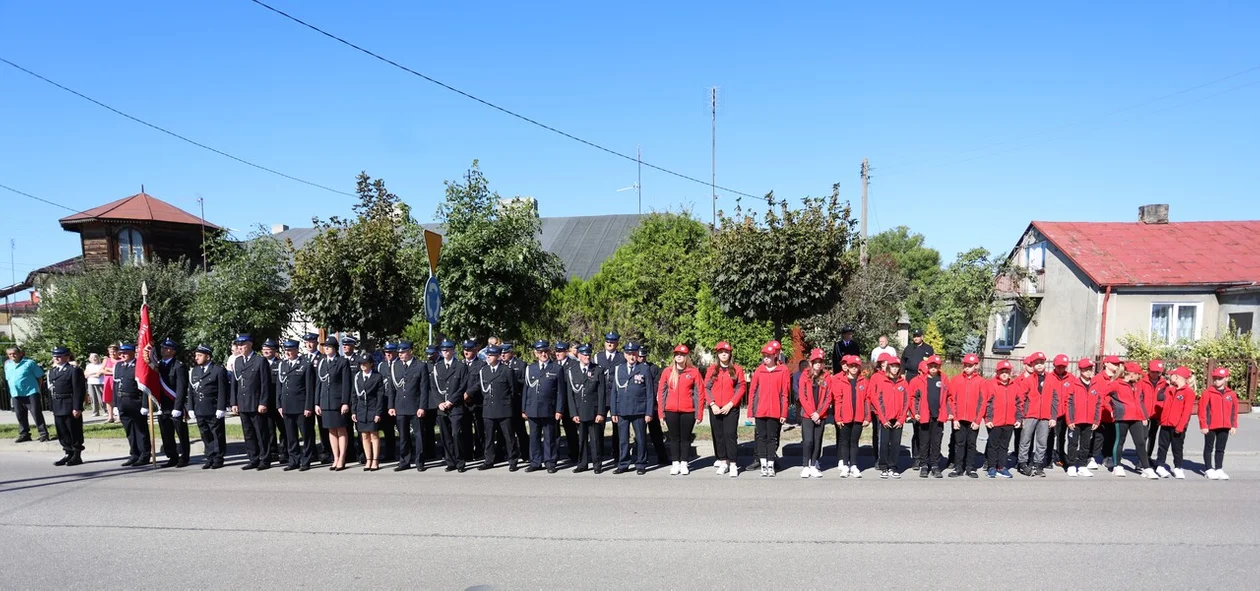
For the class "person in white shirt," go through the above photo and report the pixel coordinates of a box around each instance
[84,353,106,416]
[870,335,897,364]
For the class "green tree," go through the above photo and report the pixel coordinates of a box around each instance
[29,260,196,362]
[435,161,564,342]
[689,284,775,369]
[291,172,425,342]
[868,225,941,328]
[802,255,909,351]
[709,185,857,340]
[187,228,295,360]
[922,319,946,354]
[923,247,1008,354]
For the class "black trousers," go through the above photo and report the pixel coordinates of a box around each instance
[116,396,150,460]
[419,410,438,461]
[53,413,84,455]
[1051,421,1067,466]
[753,417,781,461]
[511,414,530,460]
[801,420,825,465]
[837,422,862,467]
[985,425,1014,470]
[378,414,396,462]
[952,422,980,472]
[878,424,904,471]
[617,416,647,469]
[527,416,556,467]
[396,413,418,466]
[483,417,518,466]
[315,412,333,460]
[1092,421,1115,462]
[709,409,739,462]
[1146,412,1162,458]
[282,413,315,466]
[647,415,669,464]
[910,420,921,461]
[195,415,224,462]
[1154,424,1184,468]
[12,395,49,438]
[560,413,580,462]
[917,420,944,469]
[1203,428,1230,470]
[269,407,287,459]
[577,420,603,467]
[1113,420,1150,470]
[664,411,695,464]
[870,419,880,454]
[239,411,273,464]
[157,413,191,462]
[438,411,471,468]
[1066,424,1094,468]
[471,406,484,457]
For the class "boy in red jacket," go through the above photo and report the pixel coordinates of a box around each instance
[1139,360,1169,460]
[797,349,832,478]
[1017,352,1053,477]
[1091,355,1121,470]
[910,355,950,478]
[749,341,790,477]
[1065,359,1101,477]
[873,353,909,479]
[983,361,1023,478]
[948,354,985,478]
[1045,354,1076,471]
[1153,366,1194,479]
[830,355,869,477]
[1200,366,1239,480]
[1108,362,1157,479]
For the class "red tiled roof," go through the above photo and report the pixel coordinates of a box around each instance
[1032,220,1260,287]
[59,192,220,229]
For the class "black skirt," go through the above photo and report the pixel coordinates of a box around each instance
[322,410,348,430]
[354,418,378,433]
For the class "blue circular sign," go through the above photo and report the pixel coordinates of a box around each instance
[424,276,441,325]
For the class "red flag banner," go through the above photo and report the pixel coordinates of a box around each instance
[136,303,162,401]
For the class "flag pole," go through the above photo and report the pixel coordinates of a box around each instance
[143,281,156,469]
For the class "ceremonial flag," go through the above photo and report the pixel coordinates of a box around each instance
[136,303,162,401]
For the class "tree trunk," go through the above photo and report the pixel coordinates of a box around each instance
[774,319,785,343]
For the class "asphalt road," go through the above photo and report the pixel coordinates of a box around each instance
[2,450,1259,590]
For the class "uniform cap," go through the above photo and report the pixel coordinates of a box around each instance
[1169,366,1192,379]
[233,334,252,344]
[714,341,732,352]
[760,343,777,356]
[926,355,942,366]
[1025,351,1046,364]
[624,342,641,353]
[160,338,179,350]
[1052,354,1070,367]
[1123,361,1142,374]
[962,354,980,365]
[118,343,136,352]
[302,333,319,342]
[262,338,278,349]
[808,348,825,362]
[462,339,478,350]
[878,352,899,365]
[1212,366,1231,379]
[398,341,413,351]
[424,345,438,355]
[485,345,502,356]
[51,346,70,356]
[554,341,569,351]
[281,339,299,350]
[576,344,593,355]
[195,344,213,356]
[840,326,854,334]
[323,337,339,347]
[1148,359,1165,372]
[768,340,782,352]
[341,336,358,346]
[500,343,514,352]
[995,360,1013,372]
[382,342,399,352]
[356,353,374,365]
[439,340,456,350]
[1077,358,1094,370]
[533,340,550,351]
[673,344,690,355]
[604,332,621,342]
[912,328,924,337]
[1102,355,1122,365]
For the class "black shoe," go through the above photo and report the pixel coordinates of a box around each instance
[636,467,647,475]
[525,465,539,473]
[37,435,50,443]
[283,464,298,471]
[478,463,493,471]
[594,466,603,474]
[212,459,224,469]
[911,459,924,470]
[54,454,71,466]
[177,459,189,468]
[966,470,979,478]
[14,435,31,443]
[243,462,260,471]
[574,465,588,473]
[202,462,213,470]
[444,465,457,472]
[320,454,334,464]
[66,455,83,466]
[948,470,962,478]
[509,462,520,472]
[299,464,310,471]
[547,465,558,474]
[394,464,411,472]
[258,463,272,471]
[164,458,179,468]
[121,458,137,467]
[418,463,427,472]
[613,466,628,474]
[919,468,930,478]
[457,465,467,473]
[932,469,944,479]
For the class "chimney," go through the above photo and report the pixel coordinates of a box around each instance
[271,224,290,235]
[1138,204,1169,225]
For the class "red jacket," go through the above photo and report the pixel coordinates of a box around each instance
[1137,376,1168,419]
[983,378,1025,427]
[872,374,910,425]
[1198,386,1239,431]
[657,366,704,421]
[1106,380,1147,422]
[1065,377,1102,426]
[1096,374,1116,422]
[1045,371,1075,419]
[1021,371,1057,420]
[703,363,746,408]
[829,373,870,424]
[1159,384,1194,431]
[747,364,791,419]
[909,372,951,423]
[949,372,987,423]
[866,371,889,422]
[797,372,832,420]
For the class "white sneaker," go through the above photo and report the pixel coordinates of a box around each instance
[1113,466,1126,477]
[1173,468,1186,479]
[715,462,728,475]
[1086,459,1099,469]
[838,463,848,478]
[1218,470,1230,480]
[729,464,738,478]
[1155,466,1171,478]
[1079,467,1093,477]
[1206,469,1219,480]
[669,462,680,476]
[1141,468,1158,479]
[851,465,862,478]
[679,462,690,475]
[713,459,723,468]
[1067,466,1078,477]
[812,465,823,478]
[800,467,812,478]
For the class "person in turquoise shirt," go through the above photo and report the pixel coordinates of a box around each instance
[5,346,49,442]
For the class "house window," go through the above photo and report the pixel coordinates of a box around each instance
[994,307,1026,350]
[1229,312,1254,336]
[118,227,144,265]
[1150,303,1202,345]
[1023,241,1046,273]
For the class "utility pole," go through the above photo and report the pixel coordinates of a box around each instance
[197,196,207,273]
[637,145,642,215]
[859,158,870,267]
[710,86,718,226]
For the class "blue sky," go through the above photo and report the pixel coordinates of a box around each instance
[2,1,1258,288]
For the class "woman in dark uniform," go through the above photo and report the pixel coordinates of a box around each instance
[352,354,384,471]
[315,337,351,471]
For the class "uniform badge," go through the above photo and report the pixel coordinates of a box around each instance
[633,374,644,384]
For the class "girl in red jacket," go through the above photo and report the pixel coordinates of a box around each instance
[1108,362,1157,479]
[1154,365,1194,479]
[910,356,950,478]
[749,341,791,477]
[1065,359,1102,477]
[948,354,985,478]
[658,344,704,476]
[983,360,1023,478]
[873,353,909,479]
[830,355,869,478]
[797,349,832,478]
[704,341,744,478]
[1200,366,1240,480]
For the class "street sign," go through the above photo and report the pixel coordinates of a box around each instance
[424,276,441,325]
[424,230,442,275]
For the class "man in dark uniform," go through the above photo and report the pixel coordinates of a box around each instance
[501,343,529,459]
[156,338,191,467]
[302,333,334,464]
[831,327,861,375]
[339,336,366,464]
[188,345,229,469]
[231,334,274,470]
[611,342,656,475]
[592,332,626,456]
[901,328,934,469]
[552,341,580,464]
[432,340,471,472]
[471,345,518,471]
[566,344,605,473]
[112,343,151,466]
[460,339,485,458]
[636,346,671,467]
[48,346,86,466]
[389,341,426,471]
[277,339,317,471]
[261,338,288,466]
[377,342,399,463]
[418,344,441,466]
[523,340,563,473]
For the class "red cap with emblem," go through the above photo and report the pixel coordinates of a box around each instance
[1123,361,1142,374]
[809,348,825,362]
[714,341,732,353]
[1052,354,1070,367]
[1103,355,1122,365]
[1212,366,1231,379]
[926,355,942,366]
[1077,358,1095,370]
[1169,366,1192,379]
[995,360,1013,372]
[672,344,689,355]
[1148,359,1165,372]
[878,352,900,365]
[962,354,980,365]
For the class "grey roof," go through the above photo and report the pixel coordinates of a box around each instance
[269,214,645,281]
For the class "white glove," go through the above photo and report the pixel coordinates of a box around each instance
[215,410,226,419]
[113,408,120,419]
[140,407,149,416]
[171,410,182,418]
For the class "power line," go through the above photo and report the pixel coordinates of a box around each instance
[246,0,765,200]
[0,57,355,197]
[0,183,77,213]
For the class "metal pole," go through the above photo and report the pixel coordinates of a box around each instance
[198,196,207,273]
[860,158,869,267]
[710,87,717,226]
[637,145,642,215]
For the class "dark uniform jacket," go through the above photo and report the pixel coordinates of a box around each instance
[351,371,384,424]
[47,362,86,416]
[316,355,352,412]
[390,357,429,415]
[610,361,656,417]
[523,360,563,418]
[231,353,274,410]
[471,362,516,420]
[565,361,605,422]
[188,362,229,417]
[592,350,626,411]
[378,359,398,411]
[157,357,188,413]
[430,357,469,414]
[113,360,142,401]
[504,357,526,413]
[832,340,861,371]
[278,356,316,415]
[460,357,485,408]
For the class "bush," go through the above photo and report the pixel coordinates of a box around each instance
[1119,331,1258,398]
